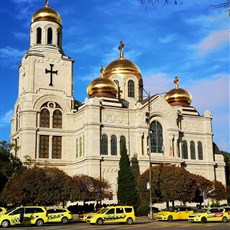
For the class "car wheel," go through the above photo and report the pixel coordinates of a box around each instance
[167,215,173,221]
[1,220,10,228]
[126,217,133,225]
[61,217,68,224]
[222,217,228,223]
[36,219,44,227]
[96,218,103,225]
[201,217,207,223]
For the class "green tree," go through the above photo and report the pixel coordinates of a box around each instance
[137,164,227,206]
[137,164,197,205]
[222,151,230,185]
[0,167,73,206]
[70,175,113,203]
[0,141,24,194]
[117,143,139,207]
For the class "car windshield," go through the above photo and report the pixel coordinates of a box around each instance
[5,207,17,214]
[162,207,175,212]
[195,209,208,213]
[97,208,106,213]
[99,208,109,214]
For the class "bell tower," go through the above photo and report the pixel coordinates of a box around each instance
[11,1,74,162]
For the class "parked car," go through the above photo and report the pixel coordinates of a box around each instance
[188,207,230,223]
[0,206,48,228]
[79,207,105,222]
[156,206,194,221]
[0,207,6,215]
[47,208,73,224]
[86,206,135,225]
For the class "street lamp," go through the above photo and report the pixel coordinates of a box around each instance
[99,156,104,205]
[143,88,153,219]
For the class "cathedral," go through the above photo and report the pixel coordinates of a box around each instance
[10,1,226,203]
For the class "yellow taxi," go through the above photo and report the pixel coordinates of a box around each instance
[156,206,194,221]
[47,208,73,224]
[188,207,230,223]
[79,208,105,222]
[0,207,6,215]
[86,206,135,225]
[0,206,48,228]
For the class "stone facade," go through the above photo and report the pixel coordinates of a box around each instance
[10,2,226,204]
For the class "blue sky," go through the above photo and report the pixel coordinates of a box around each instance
[0,0,229,152]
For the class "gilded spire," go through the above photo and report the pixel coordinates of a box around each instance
[118,41,125,58]
[174,76,180,89]
[45,0,49,7]
[100,65,105,78]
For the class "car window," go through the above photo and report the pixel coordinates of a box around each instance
[116,208,124,214]
[34,208,45,213]
[124,208,133,213]
[48,209,64,213]
[5,208,16,214]
[106,208,115,214]
[25,208,35,214]
[209,208,219,213]
[10,208,22,215]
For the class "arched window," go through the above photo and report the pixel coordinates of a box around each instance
[36,27,42,44]
[16,106,20,131]
[52,136,62,159]
[39,135,49,158]
[80,137,82,157]
[120,135,126,154]
[182,140,188,159]
[47,27,53,44]
[40,108,50,128]
[190,141,196,159]
[150,121,163,153]
[198,141,203,160]
[141,133,144,155]
[53,109,62,128]
[76,139,78,158]
[128,80,135,97]
[57,30,61,47]
[111,135,117,155]
[101,134,108,155]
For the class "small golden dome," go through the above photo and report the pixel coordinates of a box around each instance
[104,41,141,79]
[164,76,192,106]
[87,66,118,98]
[32,1,61,24]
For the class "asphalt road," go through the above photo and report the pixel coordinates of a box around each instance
[4,218,230,230]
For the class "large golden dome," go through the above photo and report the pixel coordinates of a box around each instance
[164,76,192,106]
[104,41,141,79]
[87,66,118,98]
[32,1,62,24]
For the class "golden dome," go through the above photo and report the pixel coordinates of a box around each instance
[104,41,141,79]
[87,66,118,98]
[164,76,192,106]
[32,1,61,24]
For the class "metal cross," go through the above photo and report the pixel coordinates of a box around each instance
[45,64,58,86]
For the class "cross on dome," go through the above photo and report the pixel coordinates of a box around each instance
[100,65,105,78]
[174,76,180,89]
[118,41,125,58]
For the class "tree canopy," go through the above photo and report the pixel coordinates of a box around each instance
[137,164,227,205]
[0,166,113,206]
[117,143,139,207]
[0,141,24,195]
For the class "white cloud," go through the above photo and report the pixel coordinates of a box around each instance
[0,110,13,128]
[1,46,25,59]
[188,74,229,112]
[158,33,177,44]
[0,46,25,67]
[195,30,229,56]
